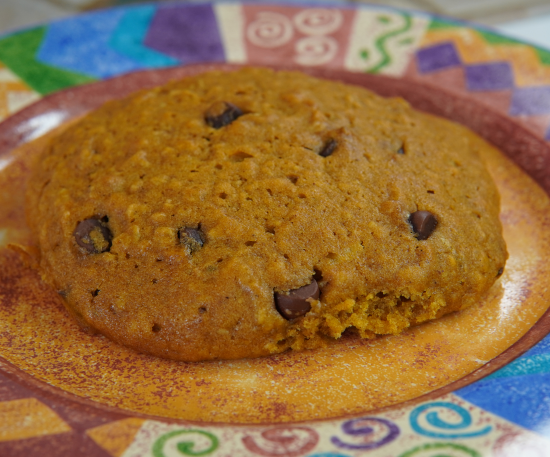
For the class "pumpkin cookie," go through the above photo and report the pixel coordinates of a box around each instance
[25,68,507,361]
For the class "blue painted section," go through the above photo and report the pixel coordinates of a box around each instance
[456,372,550,438]
[109,6,179,68]
[457,336,550,437]
[36,9,145,78]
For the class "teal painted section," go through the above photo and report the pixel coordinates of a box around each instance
[485,352,550,379]
[110,6,179,68]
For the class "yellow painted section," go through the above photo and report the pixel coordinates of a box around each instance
[0,398,71,441]
[87,418,145,457]
[0,63,39,121]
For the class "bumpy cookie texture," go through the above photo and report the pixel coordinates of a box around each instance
[26,68,507,361]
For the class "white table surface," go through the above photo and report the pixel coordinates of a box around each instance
[497,13,550,50]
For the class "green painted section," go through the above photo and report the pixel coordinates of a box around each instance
[427,18,461,31]
[399,442,481,457]
[363,13,413,74]
[477,29,523,46]
[534,47,550,66]
[0,27,95,95]
[153,429,219,457]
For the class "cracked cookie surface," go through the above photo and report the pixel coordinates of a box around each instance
[26,68,507,361]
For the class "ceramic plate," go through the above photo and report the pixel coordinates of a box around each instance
[2,2,550,456]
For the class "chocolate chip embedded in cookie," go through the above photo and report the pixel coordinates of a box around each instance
[74,218,112,254]
[275,280,320,320]
[319,139,337,158]
[205,101,243,128]
[409,211,438,240]
[179,226,205,254]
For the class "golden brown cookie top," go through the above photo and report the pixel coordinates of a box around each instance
[26,68,507,361]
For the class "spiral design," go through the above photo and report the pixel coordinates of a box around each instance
[293,9,343,36]
[331,417,400,450]
[152,429,219,457]
[398,442,482,457]
[246,12,293,48]
[241,426,319,457]
[410,402,492,439]
[293,36,338,66]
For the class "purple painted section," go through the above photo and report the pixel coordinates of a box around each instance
[546,125,550,141]
[465,62,514,91]
[509,87,550,116]
[416,43,461,73]
[144,4,224,63]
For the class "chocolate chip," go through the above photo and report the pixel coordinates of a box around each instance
[275,279,319,320]
[179,227,204,253]
[409,210,438,240]
[74,218,112,253]
[397,146,405,154]
[319,139,337,158]
[205,101,243,128]
[497,267,504,277]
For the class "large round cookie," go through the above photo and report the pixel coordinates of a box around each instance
[26,68,507,361]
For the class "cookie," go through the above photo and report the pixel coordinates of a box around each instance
[25,68,507,361]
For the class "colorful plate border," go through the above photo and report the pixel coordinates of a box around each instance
[2,2,550,455]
